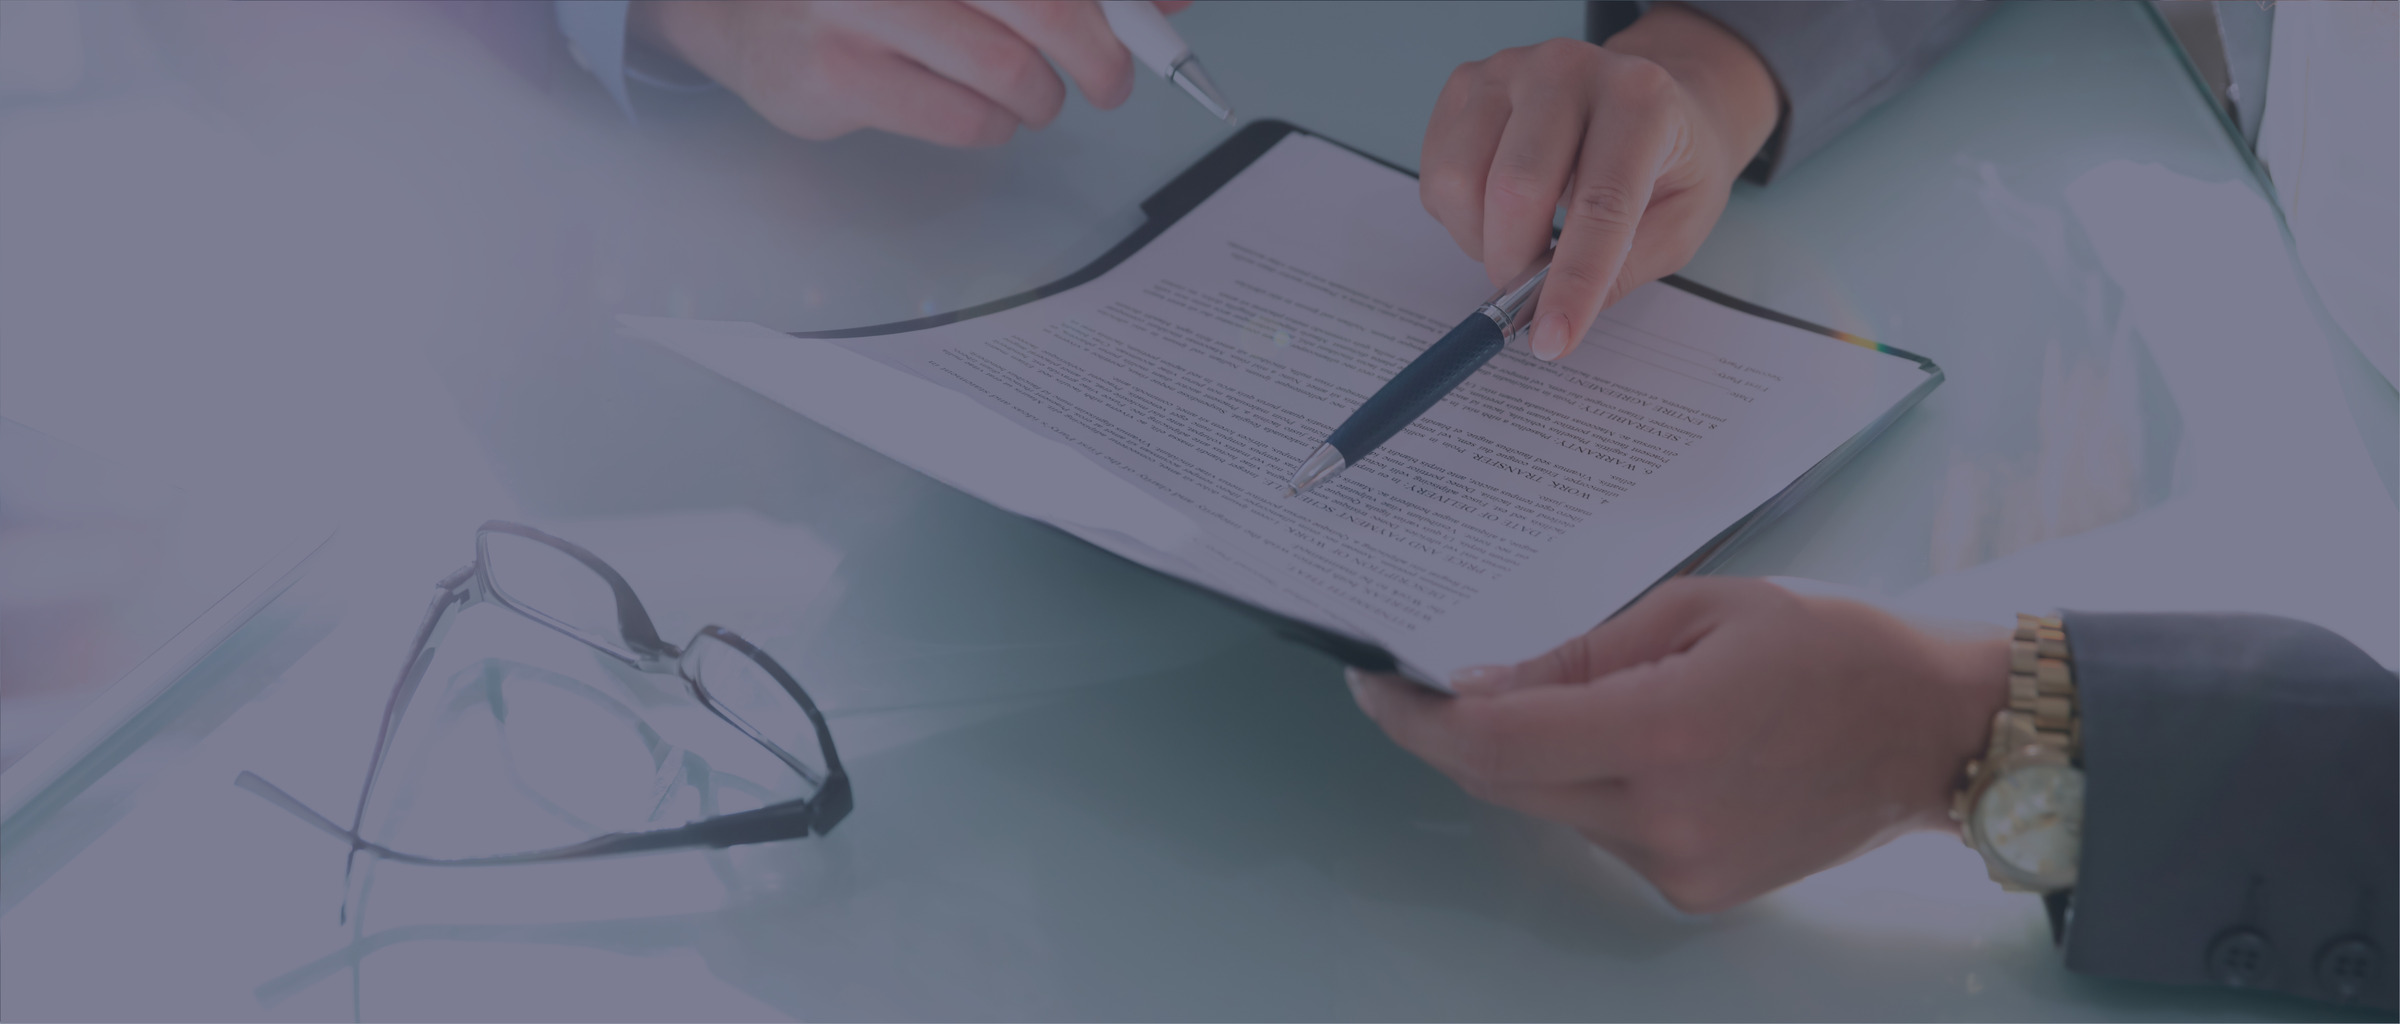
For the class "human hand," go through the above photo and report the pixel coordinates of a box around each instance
[632,1,1190,147]
[1348,577,2009,913]
[1419,5,1779,361]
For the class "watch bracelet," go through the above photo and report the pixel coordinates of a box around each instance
[1950,614,2080,829]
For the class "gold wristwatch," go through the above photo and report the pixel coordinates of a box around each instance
[1950,614,2085,893]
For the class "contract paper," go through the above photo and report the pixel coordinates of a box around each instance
[636,133,1937,685]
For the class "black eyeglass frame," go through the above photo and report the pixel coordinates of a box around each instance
[237,520,850,872]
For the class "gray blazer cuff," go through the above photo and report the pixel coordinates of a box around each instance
[2064,611,2397,1010]
[1672,1,1989,181]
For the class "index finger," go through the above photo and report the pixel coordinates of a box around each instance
[1348,669,1653,785]
[1526,89,1676,361]
[1503,576,1734,689]
[966,1,1137,109]
[867,1,1067,129]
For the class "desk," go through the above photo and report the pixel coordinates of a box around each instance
[1,2,2391,1019]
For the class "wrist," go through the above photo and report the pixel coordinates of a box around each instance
[1600,3,1779,178]
[1919,621,2012,831]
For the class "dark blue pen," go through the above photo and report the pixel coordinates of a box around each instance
[1283,252,1553,496]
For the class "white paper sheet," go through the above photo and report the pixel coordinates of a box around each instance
[634,134,1935,685]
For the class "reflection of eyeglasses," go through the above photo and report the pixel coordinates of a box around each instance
[237,520,850,876]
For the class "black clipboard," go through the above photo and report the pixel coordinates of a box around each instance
[782,120,1942,677]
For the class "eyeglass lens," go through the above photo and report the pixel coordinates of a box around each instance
[480,529,638,660]
[683,631,829,788]
[362,658,689,860]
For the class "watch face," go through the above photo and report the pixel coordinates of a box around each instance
[1973,762,2084,887]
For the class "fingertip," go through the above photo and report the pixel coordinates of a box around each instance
[1090,44,1137,110]
[1531,311,1573,361]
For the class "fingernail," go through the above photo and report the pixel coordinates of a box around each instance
[1450,664,1514,694]
[1531,313,1571,361]
[1343,667,1367,703]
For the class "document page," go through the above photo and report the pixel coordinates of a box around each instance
[661,133,1936,684]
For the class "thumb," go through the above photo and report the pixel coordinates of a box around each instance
[1461,577,1732,693]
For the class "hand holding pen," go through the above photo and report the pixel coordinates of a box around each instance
[632,1,1220,149]
[1418,6,1778,360]
[1288,7,1781,495]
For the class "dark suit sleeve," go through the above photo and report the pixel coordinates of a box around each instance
[1587,2,1990,182]
[2064,611,2398,1010]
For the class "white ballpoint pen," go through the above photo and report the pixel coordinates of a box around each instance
[1100,0,1236,123]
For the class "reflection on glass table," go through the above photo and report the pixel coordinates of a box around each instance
[238,521,849,915]
[0,417,328,832]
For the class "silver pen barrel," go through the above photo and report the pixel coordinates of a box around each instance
[1476,252,1552,340]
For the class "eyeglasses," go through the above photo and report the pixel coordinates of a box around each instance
[238,520,850,882]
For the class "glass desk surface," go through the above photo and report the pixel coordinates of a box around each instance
[0,1,2390,1020]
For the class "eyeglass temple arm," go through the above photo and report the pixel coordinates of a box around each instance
[235,771,836,866]
[341,574,474,884]
[693,771,851,842]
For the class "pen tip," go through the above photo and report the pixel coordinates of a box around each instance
[1170,60,1236,124]
[1281,486,1296,498]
